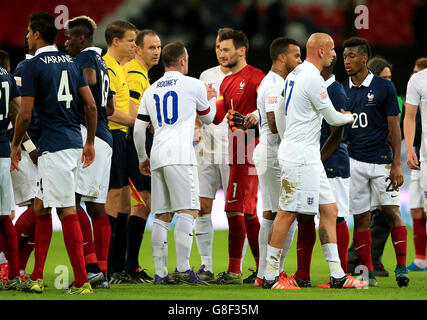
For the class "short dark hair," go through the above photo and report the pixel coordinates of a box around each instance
[66,16,97,42]
[135,29,158,47]
[218,29,249,52]
[0,50,10,70]
[343,36,371,58]
[270,37,299,62]
[105,20,136,46]
[415,57,427,70]
[162,41,186,67]
[217,27,233,38]
[367,56,392,75]
[29,12,58,44]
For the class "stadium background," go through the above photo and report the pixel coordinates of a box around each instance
[1,0,426,229]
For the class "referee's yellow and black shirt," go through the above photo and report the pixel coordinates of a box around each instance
[102,53,130,133]
[123,58,150,111]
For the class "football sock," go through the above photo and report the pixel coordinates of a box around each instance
[61,214,88,288]
[322,243,346,279]
[174,213,195,272]
[280,220,297,272]
[353,229,374,271]
[227,215,246,274]
[92,214,111,273]
[107,215,116,276]
[257,218,273,279]
[151,218,170,278]
[76,208,98,268]
[14,207,36,273]
[244,215,260,270]
[125,215,147,273]
[240,237,248,271]
[112,213,128,273]
[336,220,350,273]
[265,244,282,281]
[0,217,20,279]
[391,226,407,266]
[412,217,426,266]
[295,222,316,280]
[31,214,52,281]
[194,214,214,272]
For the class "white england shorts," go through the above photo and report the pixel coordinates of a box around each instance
[327,177,350,217]
[420,161,427,210]
[197,163,229,199]
[0,158,15,216]
[409,169,424,209]
[278,160,335,214]
[36,148,81,208]
[151,165,200,214]
[10,150,38,206]
[254,157,281,212]
[349,157,400,215]
[76,126,112,204]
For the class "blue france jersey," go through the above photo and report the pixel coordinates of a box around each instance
[21,46,87,154]
[343,74,400,164]
[74,48,113,148]
[320,77,350,178]
[13,57,40,147]
[0,67,20,157]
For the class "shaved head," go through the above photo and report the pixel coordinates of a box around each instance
[306,33,336,71]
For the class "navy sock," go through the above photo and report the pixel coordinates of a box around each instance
[125,215,147,273]
[112,213,128,273]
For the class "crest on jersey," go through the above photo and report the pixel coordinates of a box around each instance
[367,91,374,101]
[307,197,314,205]
[240,80,246,89]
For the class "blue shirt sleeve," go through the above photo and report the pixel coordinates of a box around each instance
[21,59,37,97]
[328,82,347,112]
[384,81,400,116]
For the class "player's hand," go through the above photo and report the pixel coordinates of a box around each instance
[406,148,420,170]
[227,110,246,132]
[390,163,404,190]
[340,109,354,125]
[244,113,259,128]
[82,142,95,168]
[139,158,151,176]
[10,145,22,171]
[205,83,217,100]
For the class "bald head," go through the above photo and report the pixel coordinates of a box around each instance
[306,33,336,71]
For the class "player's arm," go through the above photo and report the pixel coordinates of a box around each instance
[266,112,277,133]
[212,84,227,124]
[78,85,97,168]
[133,113,150,176]
[83,67,97,86]
[265,86,285,134]
[320,125,344,163]
[107,95,135,127]
[403,103,419,169]
[197,82,217,125]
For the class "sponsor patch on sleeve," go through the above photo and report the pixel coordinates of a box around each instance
[320,90,328,101]
[267,96,278,104]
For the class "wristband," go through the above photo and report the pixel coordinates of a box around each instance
[22,139,37,153]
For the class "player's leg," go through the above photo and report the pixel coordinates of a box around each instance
[256,210,275,286]
[293,214,316,287]
[407,169,427,271]
[369,208,390,276]
[14,201,36,276]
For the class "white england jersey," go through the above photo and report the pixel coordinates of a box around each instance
[406,68,427,161]
[138,71,211,170]
[278,61,334,164]
[254,70,283,160]
[197,65,229,163]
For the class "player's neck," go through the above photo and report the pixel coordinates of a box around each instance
[351,67,369,87]
[106,48,123,64]
[271,64,287,80]
[136,57,150,71]
[220,65,230,75]
[230,60,247,74]
[165,66,183,74]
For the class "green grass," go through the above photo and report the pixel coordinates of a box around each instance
[1,228,426,300]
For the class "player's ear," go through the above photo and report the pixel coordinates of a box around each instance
[112,37,120,47]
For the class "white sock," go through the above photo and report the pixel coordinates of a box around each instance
[174,213,195,272]
[265,245,282,281]
[151,219,170,278]
[194,214,214,272]
[414,258,427,268]
[257,218,274,279]
[322,243,346,279]
[280,220,297,272]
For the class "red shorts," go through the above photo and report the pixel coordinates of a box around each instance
[224,164,258,215]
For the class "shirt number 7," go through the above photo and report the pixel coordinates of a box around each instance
[284,80,295,116]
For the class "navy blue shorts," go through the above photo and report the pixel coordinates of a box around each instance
[126,128,153,191]
[109,130,129,189]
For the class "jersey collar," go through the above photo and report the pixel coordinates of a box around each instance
[25,54,34,60]
[325,74,336,87]
[82,47,103,55]
[34,45,58,56]
[349,72,374,88]
[164,71,182,77]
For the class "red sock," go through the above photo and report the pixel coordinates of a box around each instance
[227,215,246,274]
[391,226,407,266]
[295,223,316,280]
[413,217,427,260]
[61,214,88,288]
[0,217,20,279]
[244,215,260,270]
[31,214,52,280]
[92,214,111,273]
[336,221,350,273]
[76,208,98,267]
[14,207,36,272]
[353,230,373,271]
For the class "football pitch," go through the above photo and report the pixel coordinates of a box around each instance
[0,228,426,301]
